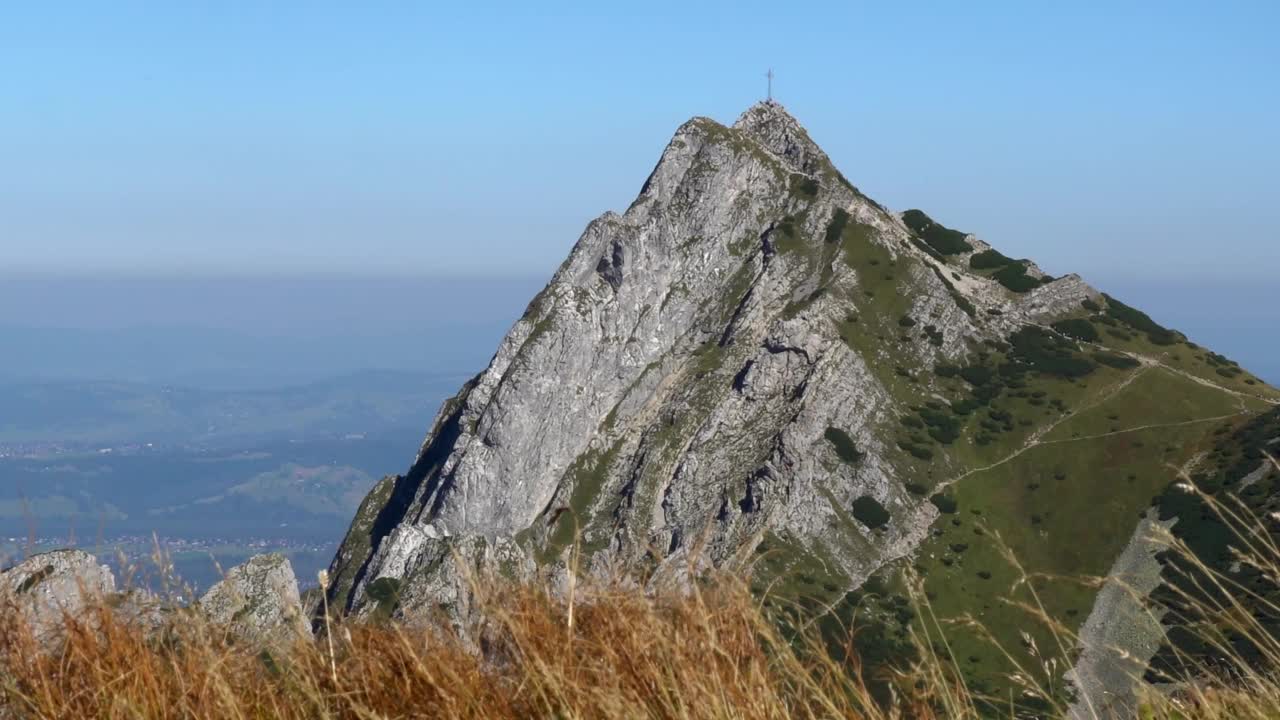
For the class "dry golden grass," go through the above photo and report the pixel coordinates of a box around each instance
[1,489,1277,720]
[0,573,966,720]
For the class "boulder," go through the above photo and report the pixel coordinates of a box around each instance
[198,553,308,645]
[0,549,116,644]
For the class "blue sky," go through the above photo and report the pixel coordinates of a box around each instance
[2,1,1278,283]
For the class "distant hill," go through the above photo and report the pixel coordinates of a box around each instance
[150,462,374,522]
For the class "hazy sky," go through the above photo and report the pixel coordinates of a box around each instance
[2,1,1278,283]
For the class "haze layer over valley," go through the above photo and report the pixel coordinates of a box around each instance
[0,275,540,590]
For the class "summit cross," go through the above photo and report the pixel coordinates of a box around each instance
[766,68,774,102]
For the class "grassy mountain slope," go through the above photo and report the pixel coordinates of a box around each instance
[743,209,1278,707]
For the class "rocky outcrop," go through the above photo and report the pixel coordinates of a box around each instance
[1066,512,1176,720]
[0,549,116,644]
[350,529,533,631]
[199,553,308,645]
[0,550,301,648]
[1005,273,1104,324]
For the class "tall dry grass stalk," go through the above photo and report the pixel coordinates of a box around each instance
[1127,487,1280,720]
[0,490,1277,719]
[0,570,968,720]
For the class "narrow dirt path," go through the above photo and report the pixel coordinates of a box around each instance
[935,318,1277,492]
[1124,351,1278,406]
[937,348,1261,492]
[1039,411,1247,447]
[1014,318,1279,407]
[940,363,1153,489]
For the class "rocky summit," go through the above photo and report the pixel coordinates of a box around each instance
[322,102,1279,703]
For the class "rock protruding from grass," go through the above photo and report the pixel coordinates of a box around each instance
[0,549,116,647]
[199,553,308,646]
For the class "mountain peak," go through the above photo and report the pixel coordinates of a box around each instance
[730,101,829,177]
[323,102,1280,703]
[732,99,798,126]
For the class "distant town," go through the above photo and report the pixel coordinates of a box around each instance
[0,434,366,460]
[0,439,165,460]
[1,534,334,555]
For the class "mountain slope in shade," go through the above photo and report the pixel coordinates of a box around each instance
[323,102,1279,704]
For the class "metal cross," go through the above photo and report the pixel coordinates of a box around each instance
[766,68,774,102]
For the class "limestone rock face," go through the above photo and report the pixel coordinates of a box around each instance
[320,102,1136,618]
[350,528,534,630]
[199,553,308,645]
[0,549,116,643]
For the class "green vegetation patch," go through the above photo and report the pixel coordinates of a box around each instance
[1006,327,1096,379]
[1202,351,1247,379]
[901,209,973,256]
[1043,366,1242,442]
[832,225,940,420]
[790,173,819,199]
[751,530,913,705]
[326,473,404,610]
[854,302,1258,703]
[929,493,957,514]
[752,532,852,612]
[898,441,934,461]
[823,208,850,244]
[968,249,1016,270]
[916,406,962,445]
[1050,318,1099,343]
[1094,319,1280,402]
[992,262,1040,293]
[1103,293,1180,345]
[365,576,402,620]
[907,418,1222,708]
[850,302,1265,707]
[772,214,807,255]
[1148,407,1280,679]
[851,496,891,530]
[909,236,945,261]
[823,426,864,464]
[544,440,624,560]
[1092,351,1140,370]
[902,332,1126,472]
[780,209,877,320]
[922,325,944,347]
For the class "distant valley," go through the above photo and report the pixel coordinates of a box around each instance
[0,275,547,592]
[0,376,442,593]
[0,430,422,540]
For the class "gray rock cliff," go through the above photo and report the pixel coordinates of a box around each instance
[323,102,1114,617]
